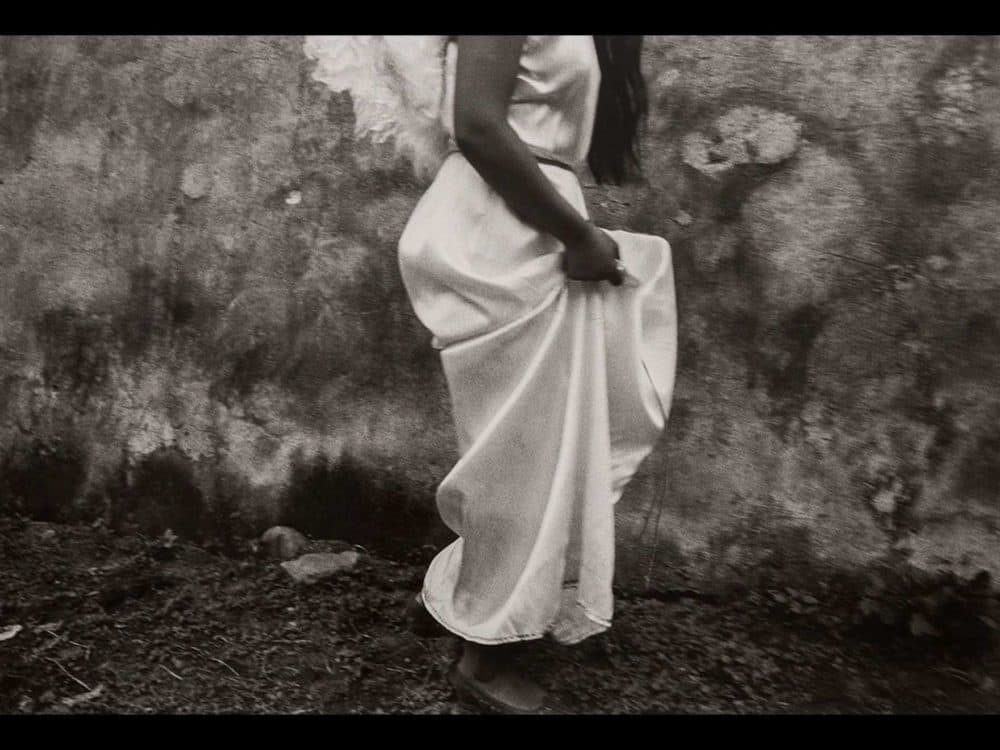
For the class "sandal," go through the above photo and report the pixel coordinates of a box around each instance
[448,661,565,715]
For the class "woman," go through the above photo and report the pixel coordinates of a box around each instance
[399,36,677,713]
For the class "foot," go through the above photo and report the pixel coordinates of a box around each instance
[452,643,547,714]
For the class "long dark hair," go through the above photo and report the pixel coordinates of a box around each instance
[588,36,648,185]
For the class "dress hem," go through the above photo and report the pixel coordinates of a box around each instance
[420,586,611,646]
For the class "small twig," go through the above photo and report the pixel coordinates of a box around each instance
[159,664,183,681]
[68,640,92,660]
[644,462,669,590]
[386,665,419,677]
[34,633,67,657]
[121,700,154,714]
[47,658,92,692]
[62,684,104,708]
[936,666,976,685]
[211,657,241,677]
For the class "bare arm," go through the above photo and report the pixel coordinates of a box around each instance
[453,35,622,284]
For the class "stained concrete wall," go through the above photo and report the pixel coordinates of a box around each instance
[1,36,998,591]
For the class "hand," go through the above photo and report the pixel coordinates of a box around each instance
[561,223,624,286]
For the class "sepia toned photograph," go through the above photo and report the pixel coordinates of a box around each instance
[0,33,998,715]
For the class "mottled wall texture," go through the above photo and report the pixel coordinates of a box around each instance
[1,36,998,592]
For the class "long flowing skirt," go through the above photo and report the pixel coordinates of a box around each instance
[398,153,677,645]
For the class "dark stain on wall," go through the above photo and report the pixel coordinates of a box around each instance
[281,448,449,559]
[113,447,206,539]
[704,500,821,593]
[0,41,48,174]
[958,427,1000,506]
[36,308,113,407]
[748,304,829,424]
[0,437,87,522]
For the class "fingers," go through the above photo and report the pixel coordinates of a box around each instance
[565,264,625,284]
[608,258,625,286]
[607,236,623,285]
[566,267,624,284]
[561,239,627,285]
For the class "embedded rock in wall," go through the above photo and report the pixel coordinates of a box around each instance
[682,106,803,178]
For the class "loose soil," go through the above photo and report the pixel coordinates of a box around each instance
[1,517,998,714]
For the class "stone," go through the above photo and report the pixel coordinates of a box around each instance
[260,525,308,561]
[281,552,359,584]
[682,106,802,178]
[162,73,196,108]
[180,163,212,199]
[871,485,900,515]
[672,210,694,227]
[0,624,23,642]
[925,255,952,272]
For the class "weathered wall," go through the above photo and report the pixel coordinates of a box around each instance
[1,36,998,592]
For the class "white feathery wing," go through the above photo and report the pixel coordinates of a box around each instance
[303,35,451,182]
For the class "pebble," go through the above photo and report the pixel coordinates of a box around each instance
[260,526,308,561]
[281,552,359,585]
[672,210,694,227]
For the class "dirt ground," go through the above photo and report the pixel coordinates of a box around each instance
[1,516,998,715]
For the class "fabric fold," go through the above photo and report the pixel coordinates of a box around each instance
[408,225,676,645]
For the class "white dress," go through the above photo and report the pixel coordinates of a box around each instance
[398,36,677,645]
